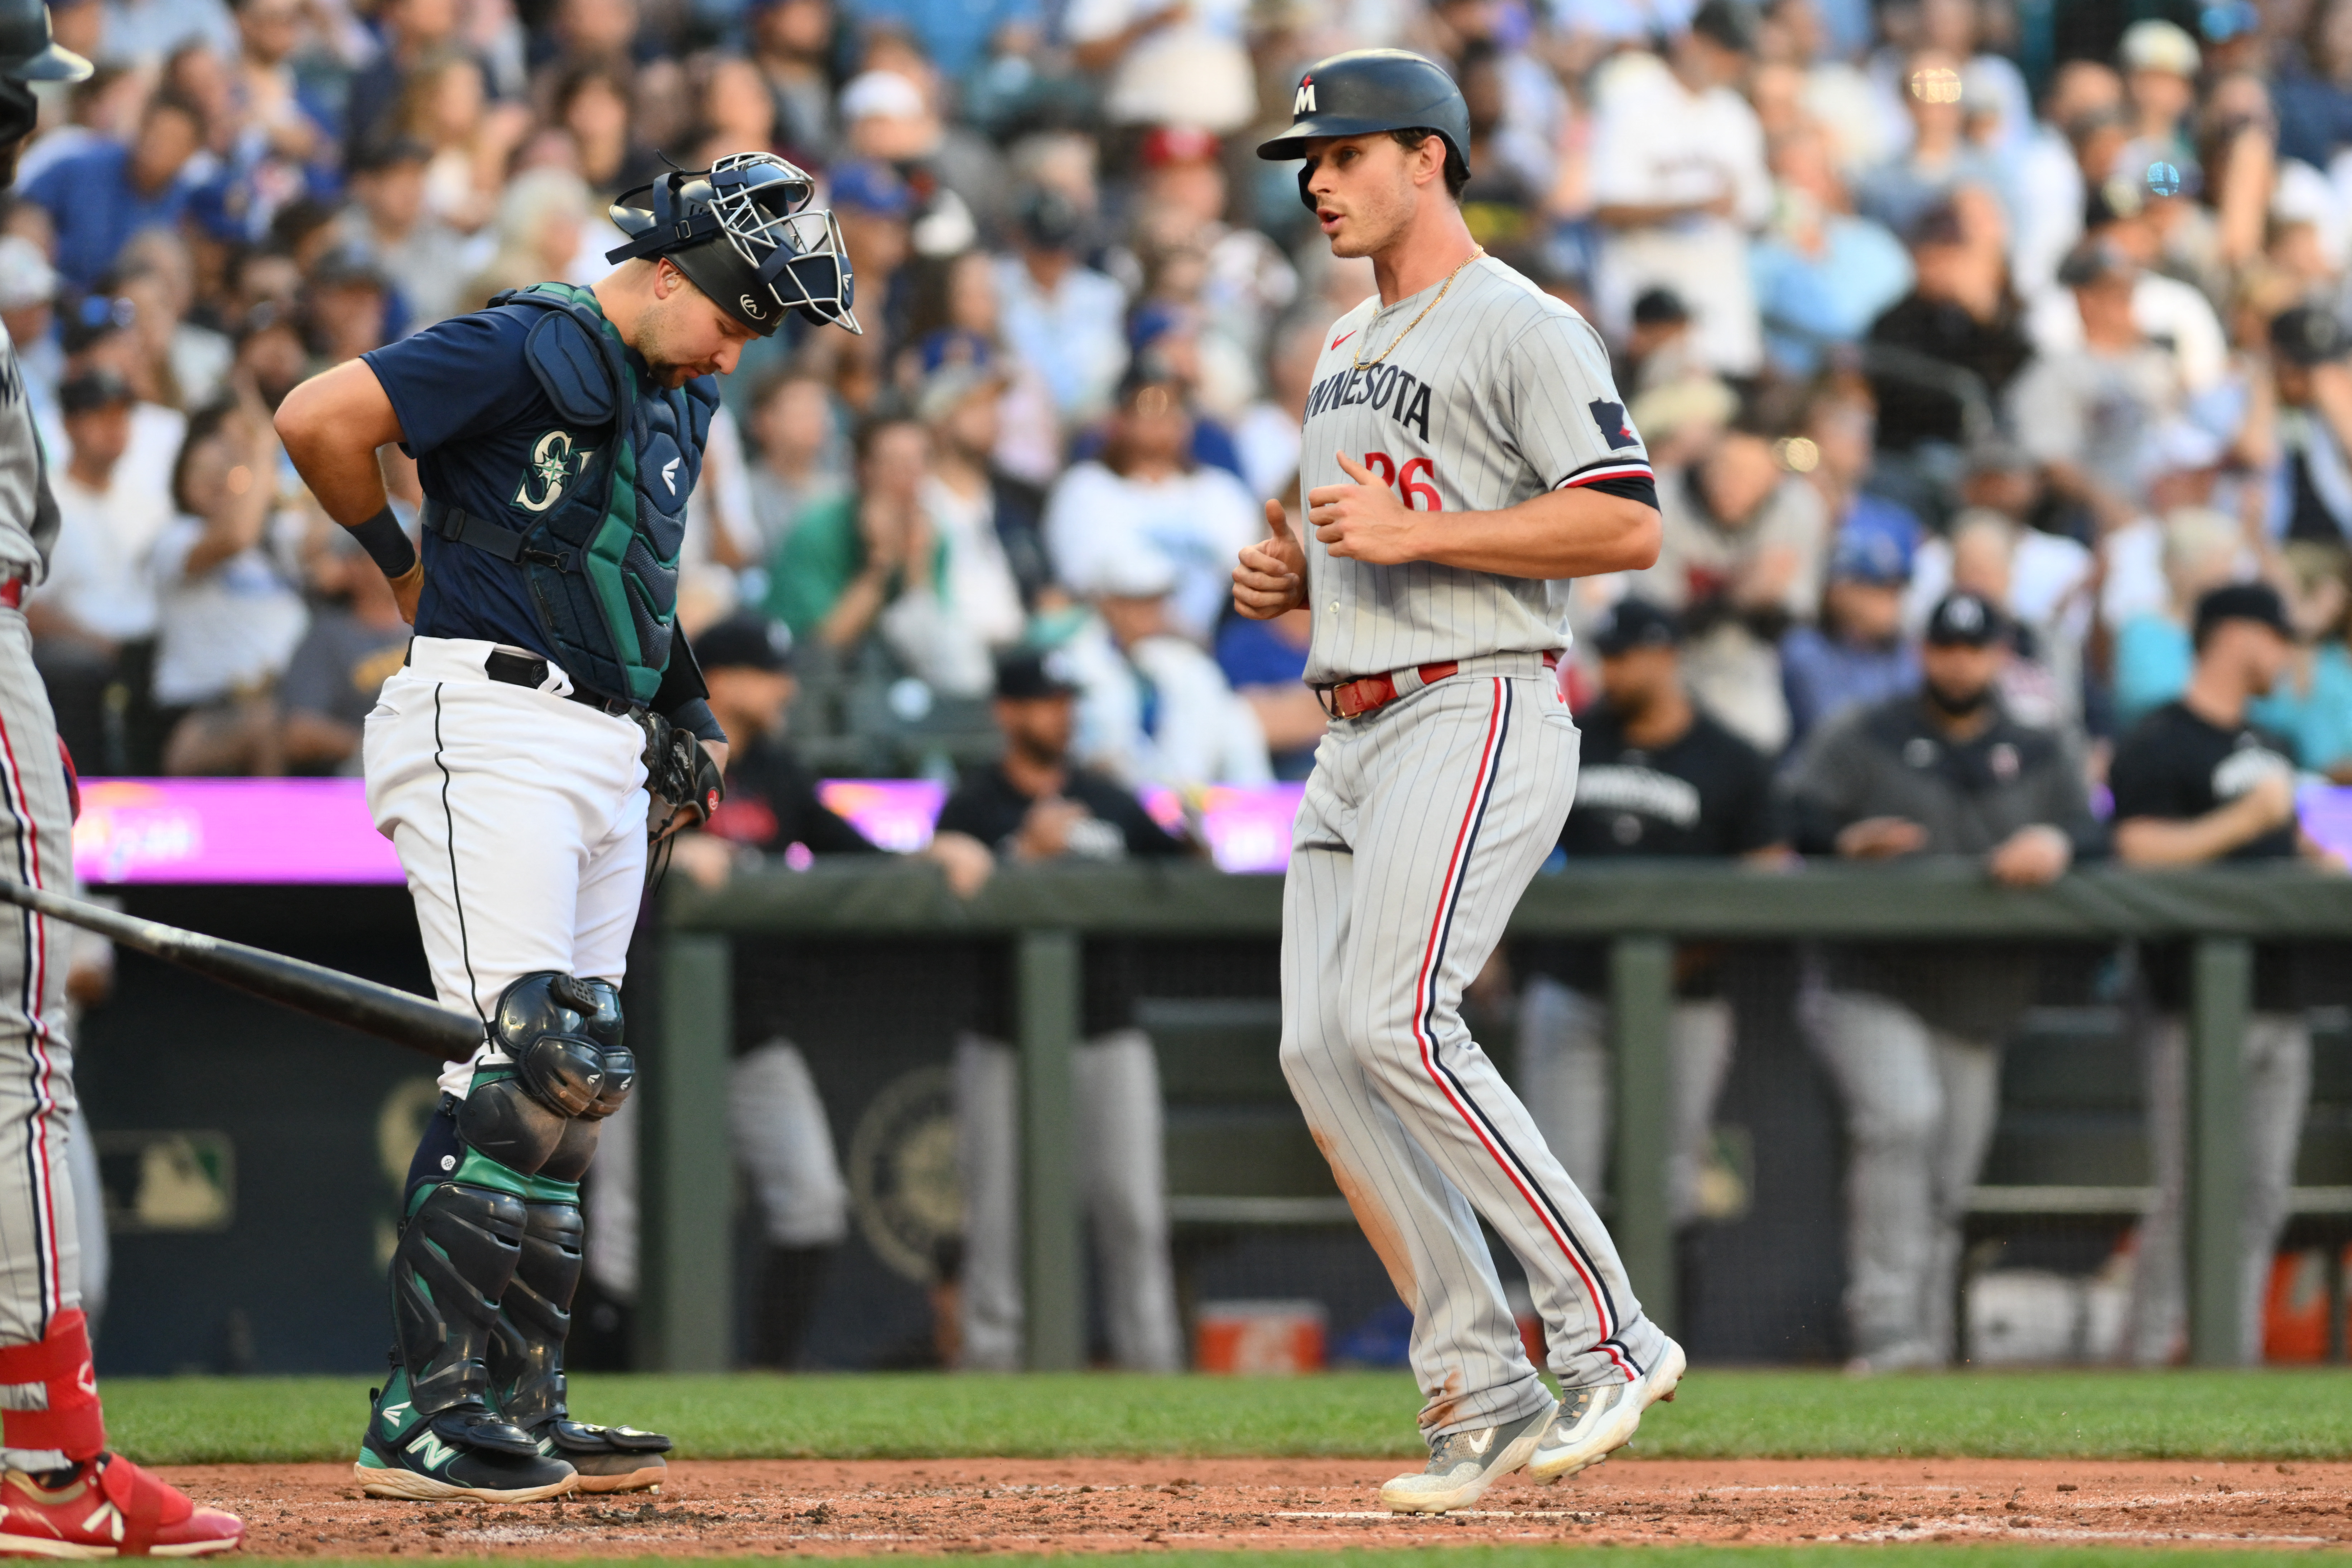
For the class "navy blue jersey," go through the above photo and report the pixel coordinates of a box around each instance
[364,310,592,660]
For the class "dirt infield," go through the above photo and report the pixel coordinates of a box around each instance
[163,1457,2352,1555]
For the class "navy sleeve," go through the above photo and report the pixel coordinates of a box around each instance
[363,309,539,458]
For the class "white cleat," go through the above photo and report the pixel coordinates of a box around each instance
[1378,1403,1555,1515]
[1527,1335,1686,1485]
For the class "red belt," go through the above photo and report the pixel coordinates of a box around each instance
[1321,652,1561,721]
[0,579,23,609]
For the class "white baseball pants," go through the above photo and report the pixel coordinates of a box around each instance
[1282,669,1667,1438]
[364,637,650,1098]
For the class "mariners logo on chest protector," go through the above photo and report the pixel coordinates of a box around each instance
[514,429,596,513]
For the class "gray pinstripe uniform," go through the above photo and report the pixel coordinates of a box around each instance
[1279,257,1667,1438]
[0,320,86,1468]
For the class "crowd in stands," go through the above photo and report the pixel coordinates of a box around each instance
[22,0,2352,827]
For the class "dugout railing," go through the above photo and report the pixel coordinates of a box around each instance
[649,860,2352,1373]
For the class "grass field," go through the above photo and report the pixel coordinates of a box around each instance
[101,1367,2352,1466]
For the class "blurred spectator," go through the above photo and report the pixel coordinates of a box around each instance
[342,0,465,161]
[2110,583,2334,1365]
[2009,61,2122,303]
[2008,240,2184,534]
[1866,202,2032,454]
[935,649,1185,1371]
[1588,0,1773,376]
[1061,544,1271,788]
[742,371,845,565]
[1749,119,1912,372]
[278,527,411,773]
[336,136,470,328]
[23,90,215,291]
[2025,188,2229,400]
[1067,0,1253,134]
[1518,598,1782,1225]
[103,0,236,67]
[1855,48,2002,242]
[765,412,997,696]
[2119,19,2200,162]
[2273,0,2352,169]
[1788,589,2100,1370]
[828,160,915,351]
[401,52,530,236]
[2109,507,2242,731]
[746,0,833,155]
[996,184,1125,426]
[465,165,600,303]
[1639,420,1829,754]
[26,369,172,771]
[149,396,307,774]
[0,237,62,424]
[1779,512,1917,746]
[1045,371,1258,647]
[2259,305,2352,573]
[551,61,653,197]
[920,360,1050,613]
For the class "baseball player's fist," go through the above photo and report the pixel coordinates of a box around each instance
[1233,498,1307,620]
[1309,453,1420,565]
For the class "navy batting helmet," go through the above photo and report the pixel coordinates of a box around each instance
[605,151,859,338]
[1256,49,1470,212]
[0,0,90,151]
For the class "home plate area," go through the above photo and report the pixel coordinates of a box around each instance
[160,1457,2352,1555]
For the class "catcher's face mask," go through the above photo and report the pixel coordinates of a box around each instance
[607,152,860,338]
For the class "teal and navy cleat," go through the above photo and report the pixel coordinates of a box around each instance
[355,1371,577,1503]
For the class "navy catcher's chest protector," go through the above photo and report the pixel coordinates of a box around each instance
[440,283,717,706]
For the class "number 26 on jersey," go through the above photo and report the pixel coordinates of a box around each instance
[1358,452,1443,511]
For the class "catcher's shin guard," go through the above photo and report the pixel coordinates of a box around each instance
[358,1181,576,1501]
[490,1192,671,1494]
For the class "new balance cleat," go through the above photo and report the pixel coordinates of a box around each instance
[355,1378,575,1503]
[1527,1335,1686,1485]
[1378,1403,1555,1515]
[0,1454,243,1558]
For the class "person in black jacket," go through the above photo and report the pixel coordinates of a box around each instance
[1515,598,1785,1225]
[1785,590,2101,1371]
[1865,203,2033,453]
[936,650,1187,1373]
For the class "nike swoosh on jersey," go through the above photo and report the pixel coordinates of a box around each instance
[1330,329,1356,351]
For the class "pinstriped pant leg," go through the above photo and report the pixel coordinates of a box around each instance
[1341,676,1661,1398]
[0,612,83,1471]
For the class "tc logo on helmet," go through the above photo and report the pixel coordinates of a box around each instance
[1295,77,1316,116]
[739,293,767,319]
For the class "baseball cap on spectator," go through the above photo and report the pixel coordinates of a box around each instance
[695,612,795,673]
[2120,18,2200,77]
[1688,0,1761,53]
[1127,298,1193,353]
[827,160,912,218]
[1828,519,1914,586]
[1139,126,1219,167]
[58,367,131,415]
[2201,0,2259,41]
[1905,202,1968,249]
[916,327,997,376]
[1924,590,2007,647]
[0,238,56,312]
[839,69,927,125]
[1631,287,1689,326]
[995,648,1080,700]
[2270,305,2352,366]
[916,361,1005,425]
[2193,581,2293,647]
[1589,598,1681,658]
[61,292,134,355]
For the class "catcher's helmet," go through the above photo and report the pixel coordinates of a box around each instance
[1256,48,1470,212]
[605,151,860,338]
[0,0,90,150]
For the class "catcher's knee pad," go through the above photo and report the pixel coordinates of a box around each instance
[391,1182,526,1419]
[490,1197,584,1431]
[457,971,635,1176]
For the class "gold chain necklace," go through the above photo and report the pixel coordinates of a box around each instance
[1352,247,1485,370]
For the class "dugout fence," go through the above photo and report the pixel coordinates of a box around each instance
[648,862,2352,1374]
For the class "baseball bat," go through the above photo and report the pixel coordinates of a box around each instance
[0,879,483,1062]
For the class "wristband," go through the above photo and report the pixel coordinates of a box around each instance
[348,506,418,580]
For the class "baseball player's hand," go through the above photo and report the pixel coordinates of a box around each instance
[1987,823,2072,886]
[1232,498,1307,619]
[1834,816,1927,860]
[1309,453,1420,565]
[389,563,423,624]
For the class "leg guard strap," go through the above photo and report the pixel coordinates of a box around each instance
[0,1309,104,1460]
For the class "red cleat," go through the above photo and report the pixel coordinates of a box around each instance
[0,1455,244,1558]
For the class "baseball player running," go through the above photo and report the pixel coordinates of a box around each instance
[0,3,244,1554]
[276,154,859,1503]
[1234,50,1683,1515]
